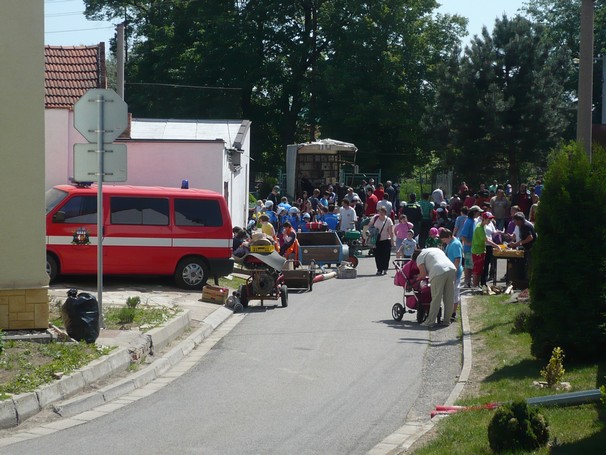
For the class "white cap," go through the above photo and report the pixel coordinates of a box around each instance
[265,200,274,208]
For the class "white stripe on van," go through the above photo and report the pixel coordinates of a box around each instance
[104,237,172,247]
[172,238,231,248]
[47,236,230,248]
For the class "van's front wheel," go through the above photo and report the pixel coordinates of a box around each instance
[46,253,59,283]
[175,258,209,290]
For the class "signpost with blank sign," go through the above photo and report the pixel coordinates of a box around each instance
[73,89,128,327]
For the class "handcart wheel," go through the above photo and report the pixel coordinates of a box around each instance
[233,302,244,313]
[348,256,359,268]
[416,306,426,324]
[392,303,404,321]
[280,284,288,307]
[238,284,249,308]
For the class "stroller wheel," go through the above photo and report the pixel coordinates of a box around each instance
[392,303,404,321]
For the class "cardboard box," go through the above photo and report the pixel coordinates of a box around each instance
[202,285,229,304]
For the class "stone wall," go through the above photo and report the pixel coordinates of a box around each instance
[0,288,49,330]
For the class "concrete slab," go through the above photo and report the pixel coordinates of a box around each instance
[147,310,191,353]
[54,391,105,417]
[99,378,136,402]
[36,382,63,408]
[0,399,17,430]
[12,392,40,424]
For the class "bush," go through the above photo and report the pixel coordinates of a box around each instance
[117,307,136,324]
[488,401,549,453]
[0,329,4,355]
[126,296,141,309]
[540,346,565,388]
[529,142,606,359]
[512,306,532,333]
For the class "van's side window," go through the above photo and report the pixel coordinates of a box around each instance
[110,197,169,225]
[57,196,97,223]
[175,199,222,227]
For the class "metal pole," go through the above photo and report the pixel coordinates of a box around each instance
[602,56,606,124]
[577,0,595,160]
[117,23,125,99]
[97,94,105,328]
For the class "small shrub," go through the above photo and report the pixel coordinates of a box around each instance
[512,306,532,333]
[540,346,565,387]
[126,296,141,309]
[0,329,4,355]
[117,307,136,324]
[488,401,549,453]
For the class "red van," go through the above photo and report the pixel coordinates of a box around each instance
[45,184,234,290]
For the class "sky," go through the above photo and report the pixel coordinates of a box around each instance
[44,0,528,47]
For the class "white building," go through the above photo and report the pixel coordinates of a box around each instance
[44,44,251,228]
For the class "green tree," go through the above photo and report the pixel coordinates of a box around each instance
[426,15,571,187]
[524,0,606,123]
[529,142,606,359]
[84,1,466,175]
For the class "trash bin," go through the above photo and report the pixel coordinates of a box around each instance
[61,289,100,343]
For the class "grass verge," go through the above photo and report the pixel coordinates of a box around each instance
[412,294,606,454]
[0,341,112,397]
[103,305,180,332]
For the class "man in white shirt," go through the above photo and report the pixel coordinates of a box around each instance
[376,193,393,219]
[338,199,357,231]
[415,248,456,327]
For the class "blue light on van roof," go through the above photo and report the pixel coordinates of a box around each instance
[181,179,189,189]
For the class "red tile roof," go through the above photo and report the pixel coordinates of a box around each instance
[45,43,107,109]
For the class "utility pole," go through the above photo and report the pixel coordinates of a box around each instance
[577,0,595,161]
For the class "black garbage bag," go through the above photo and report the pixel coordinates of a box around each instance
[61,289,100,343]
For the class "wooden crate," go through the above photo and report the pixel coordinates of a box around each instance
[202,285,229,304]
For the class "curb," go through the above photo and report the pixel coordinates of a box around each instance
[0,307,230,430]
[52,307,232,418]
[368,296,473,454]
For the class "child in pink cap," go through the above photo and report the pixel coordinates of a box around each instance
[425,227,441,248]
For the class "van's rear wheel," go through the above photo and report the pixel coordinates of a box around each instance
[46,254,58,283]
[175,258,209,290]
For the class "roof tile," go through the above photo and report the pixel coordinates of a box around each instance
[44,44,107,109]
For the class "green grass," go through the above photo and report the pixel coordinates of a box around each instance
[412,295,606,454]
[103,305,180,331]
[217,275,247,290]
[0,341,112,396]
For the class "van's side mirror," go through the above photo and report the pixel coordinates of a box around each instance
[53,211,66,223]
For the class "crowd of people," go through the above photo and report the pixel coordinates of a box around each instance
[233,179,539,327]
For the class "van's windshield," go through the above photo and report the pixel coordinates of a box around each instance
[45,188,68,215]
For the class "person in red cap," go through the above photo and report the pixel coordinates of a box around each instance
[471,211,500,289]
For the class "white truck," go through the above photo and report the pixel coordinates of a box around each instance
[285,138,358,199]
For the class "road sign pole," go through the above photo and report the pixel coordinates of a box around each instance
[96,93,105,328]
[73,88,128,330]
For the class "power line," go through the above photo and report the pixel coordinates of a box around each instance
[45,25,115,34]
[126,82,242,91]
[46,11,86,17]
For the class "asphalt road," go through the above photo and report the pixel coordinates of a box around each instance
[2,255,461,455]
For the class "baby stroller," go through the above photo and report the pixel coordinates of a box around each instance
[391,259,442,324]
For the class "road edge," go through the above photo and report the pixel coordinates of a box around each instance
[368,295,472,455]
